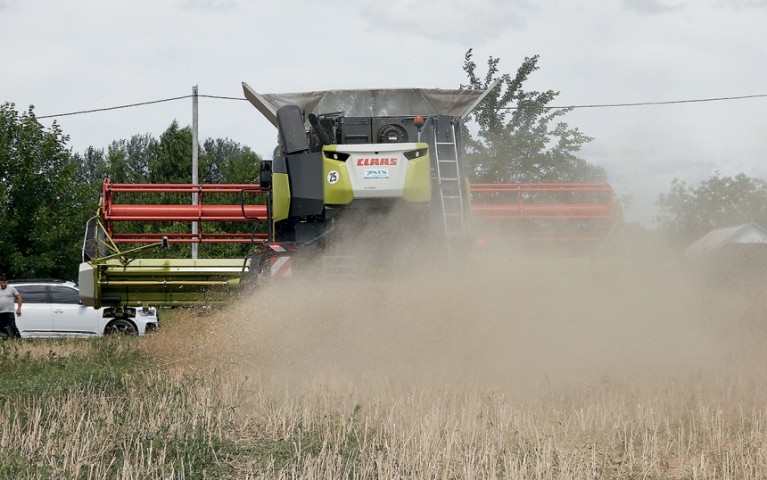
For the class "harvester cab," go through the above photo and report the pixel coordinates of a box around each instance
[242,81,502,264]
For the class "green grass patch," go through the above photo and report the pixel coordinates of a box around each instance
[0,337,147,399]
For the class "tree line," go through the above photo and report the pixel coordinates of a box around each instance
[0,104,262,279]
[2,51,766,279]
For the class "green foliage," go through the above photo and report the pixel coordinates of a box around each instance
[75,133,158,185]
[656,172,767,245]
[151,121,195,183]
[461,49,605,183]
[0,338,147,398]
[202,137,261,184]
[0,103,93,279]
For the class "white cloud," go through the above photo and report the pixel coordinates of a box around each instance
[178,0,240,10]
[360,0,530,45]
[621,0,685,14]
[717,0,767,9]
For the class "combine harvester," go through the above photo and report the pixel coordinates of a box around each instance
[78,82,621,310]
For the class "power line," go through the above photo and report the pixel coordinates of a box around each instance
[36,94,246,119]
[37,95,190,119]
[199,94,247,101]
[504,93,767,111]
[36,92,767,119]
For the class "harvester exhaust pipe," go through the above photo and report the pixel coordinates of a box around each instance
[308,113,333,147]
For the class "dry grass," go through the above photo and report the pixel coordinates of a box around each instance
[3,250,767,478]
[144,251,767,479]
[226,375,767,479]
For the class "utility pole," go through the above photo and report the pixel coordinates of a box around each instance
[191,85,199,260]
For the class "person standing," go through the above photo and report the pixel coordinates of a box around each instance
[0,274,22,339]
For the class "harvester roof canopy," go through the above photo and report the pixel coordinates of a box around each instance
[242,79,501,127]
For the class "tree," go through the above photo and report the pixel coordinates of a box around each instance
[656,172,767,245]
[150,121,197,184]
[461,49,605,183]
[76,146,107,184]
[0,103,92,279]
[104,134,157,183]
[201,138,261,184]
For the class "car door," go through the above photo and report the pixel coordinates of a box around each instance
[13,285,53,337]
[49,285,100,336]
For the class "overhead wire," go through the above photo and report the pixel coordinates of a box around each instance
[521,93,767,111]
[36,92,767,119]
[37,94,247,119]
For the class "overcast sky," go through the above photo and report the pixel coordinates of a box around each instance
[2,0,766,225]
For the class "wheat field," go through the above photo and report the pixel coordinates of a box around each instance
[2,252,766,478]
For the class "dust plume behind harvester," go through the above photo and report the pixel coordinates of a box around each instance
[78,81,623,309]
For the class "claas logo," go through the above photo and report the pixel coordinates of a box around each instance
[356,158,398,166]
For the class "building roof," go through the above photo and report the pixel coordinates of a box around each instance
[685,222,767,258]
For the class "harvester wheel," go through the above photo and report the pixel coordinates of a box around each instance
[105,318,138,336]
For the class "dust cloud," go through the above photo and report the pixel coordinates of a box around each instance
[170,236,766,393]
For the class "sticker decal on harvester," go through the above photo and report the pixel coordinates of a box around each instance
[357,158,397,166]
[327,170,339,184]
[364,168,389,179]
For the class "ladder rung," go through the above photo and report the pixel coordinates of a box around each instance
[435,127,465,240]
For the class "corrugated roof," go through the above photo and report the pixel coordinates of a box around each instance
[685,222,767,257]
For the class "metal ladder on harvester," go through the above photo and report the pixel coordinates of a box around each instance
[432,117,468,250]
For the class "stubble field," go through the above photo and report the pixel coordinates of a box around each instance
[2,251,766,478]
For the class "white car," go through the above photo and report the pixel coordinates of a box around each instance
[8,280,159,338]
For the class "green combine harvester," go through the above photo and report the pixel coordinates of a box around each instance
[78,81,620,310]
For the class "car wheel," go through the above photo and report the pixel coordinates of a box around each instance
[105,318,138,336]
